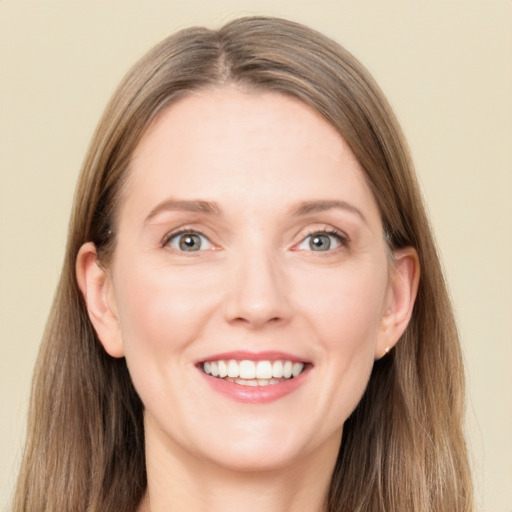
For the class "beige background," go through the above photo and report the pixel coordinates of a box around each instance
[1,1,511,511]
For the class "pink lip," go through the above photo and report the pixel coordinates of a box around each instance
[197,356,311,404]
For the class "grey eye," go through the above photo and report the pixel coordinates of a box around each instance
[168,232,212,252]
[308,234,332,251]
[298,232,343,252]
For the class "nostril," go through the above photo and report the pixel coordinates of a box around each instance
[230,315,286,329]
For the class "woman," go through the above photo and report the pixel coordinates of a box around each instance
[11,16,473,512]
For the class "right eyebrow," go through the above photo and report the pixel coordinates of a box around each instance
[144,199,221,223]
[288,199,368,225]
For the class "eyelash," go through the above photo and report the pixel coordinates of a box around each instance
[161,227,349,253]
[296,228,349,252]
[162,229,213,251]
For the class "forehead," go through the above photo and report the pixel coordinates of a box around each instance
[123,87,381,224]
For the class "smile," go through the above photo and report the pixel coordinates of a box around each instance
[201,359,305,387]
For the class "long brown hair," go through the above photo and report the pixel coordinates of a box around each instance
[12,16,473,512]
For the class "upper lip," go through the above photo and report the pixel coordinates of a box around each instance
[196,350,310,364]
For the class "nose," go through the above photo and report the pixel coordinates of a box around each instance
[223,250,292,329]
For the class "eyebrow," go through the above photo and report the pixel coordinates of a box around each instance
[289,200,368,224]
[144,198,367,224]
[145,199,221,222]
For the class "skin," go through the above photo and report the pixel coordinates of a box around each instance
[77,87,419,512]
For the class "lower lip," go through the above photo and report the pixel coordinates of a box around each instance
[198,367,310,404]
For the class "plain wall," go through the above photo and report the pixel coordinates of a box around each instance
[1,1,511,511]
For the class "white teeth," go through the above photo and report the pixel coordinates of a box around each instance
[202,358,306,384]
[231,378,280,386]
[227,359,238,378]
[218,360,228,378]
[239,360,256,379]
[283,361,293,378]
[256,361,273,379]
[235,378,256,386]
[292,362,304,378]
[272,360,284,378]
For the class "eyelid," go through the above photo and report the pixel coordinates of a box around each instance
[160,225,348,252]
[162,228,215,251]
[293,227,349,252]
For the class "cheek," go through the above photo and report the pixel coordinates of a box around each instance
[296,261,389,350]
[111,257,220,358]
[110,258,224,423]
[295,261,388,414]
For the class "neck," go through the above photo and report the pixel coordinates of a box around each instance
[139,427,340,512]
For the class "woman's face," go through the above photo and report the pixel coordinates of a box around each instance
[95,88,408,471]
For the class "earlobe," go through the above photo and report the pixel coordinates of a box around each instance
[76,242,125,358]
[376,247,420,359]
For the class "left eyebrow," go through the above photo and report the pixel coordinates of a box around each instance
[288,200,368,225]
[144,199,221,223]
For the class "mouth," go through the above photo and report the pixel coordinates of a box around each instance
[199,358,308,387]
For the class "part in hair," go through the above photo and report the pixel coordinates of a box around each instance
[11,16,473,512]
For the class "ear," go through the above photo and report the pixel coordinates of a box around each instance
[76,242,125,358]
[375,247,420,359]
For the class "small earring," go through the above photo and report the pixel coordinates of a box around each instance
[384,346,390,355]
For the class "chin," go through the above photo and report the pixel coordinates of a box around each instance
[204,445,306,473]
[191,420,334,474]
